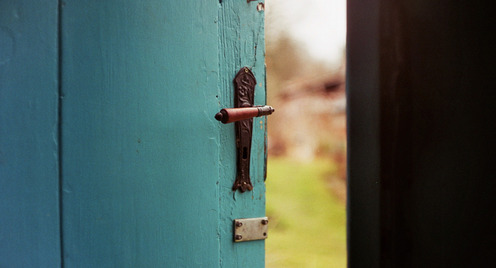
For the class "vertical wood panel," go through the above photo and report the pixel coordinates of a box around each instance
[218,1,266,267]
[346,0,381,267]
[0,1,61,266]
[60,1,221,266]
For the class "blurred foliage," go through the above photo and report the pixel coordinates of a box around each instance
[265,13,347,267]
[266,34,303,103]
[266,33,332,101]
[266,157,347,268]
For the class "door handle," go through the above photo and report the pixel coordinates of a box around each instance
[215,67,274,192]
[214,106,274,124]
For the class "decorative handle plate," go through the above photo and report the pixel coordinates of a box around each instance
[215,67,274,192]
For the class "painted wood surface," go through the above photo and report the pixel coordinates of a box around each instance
[218,1,266,267]
[60,1,265,267]
[0,1,61,266]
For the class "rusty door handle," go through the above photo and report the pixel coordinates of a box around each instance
[214,106,274,124]
[215,67,274,192]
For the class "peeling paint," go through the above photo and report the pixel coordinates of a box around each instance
[257,3,265,12]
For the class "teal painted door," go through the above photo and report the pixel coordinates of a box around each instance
[0,1,61,266]
[1,1,266,267]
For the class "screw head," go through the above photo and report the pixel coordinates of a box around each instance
[235,221,243,227]
[235,234,243,240]
[261,219,268,225]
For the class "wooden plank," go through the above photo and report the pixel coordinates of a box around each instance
[346,0,381,267]
[60,1,222,266]
[217,1,267,267]
[0,1,61,266]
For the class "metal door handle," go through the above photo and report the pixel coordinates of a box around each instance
[214,106,274,124]
[215,67,274,192]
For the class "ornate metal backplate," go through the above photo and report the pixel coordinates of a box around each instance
[232,67,256,192]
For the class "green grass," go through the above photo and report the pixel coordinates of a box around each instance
[266,157,347,268]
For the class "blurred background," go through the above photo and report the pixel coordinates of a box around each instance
[264,0,347,267]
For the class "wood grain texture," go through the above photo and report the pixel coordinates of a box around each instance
[0,1,61,266]
[60,0,265,266]
[218,1,266,267]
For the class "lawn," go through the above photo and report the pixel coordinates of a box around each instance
[265,157,347,268]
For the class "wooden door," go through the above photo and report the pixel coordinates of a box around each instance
[1,1,266,267]
[0,1,60,266]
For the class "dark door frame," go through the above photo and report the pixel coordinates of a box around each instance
[347,0,495,267]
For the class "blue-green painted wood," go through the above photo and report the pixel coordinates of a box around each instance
[218,1,266,267]
[0,1,61,266]
[60,1,265,266]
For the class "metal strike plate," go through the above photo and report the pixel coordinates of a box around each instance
[233,217,269,242]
